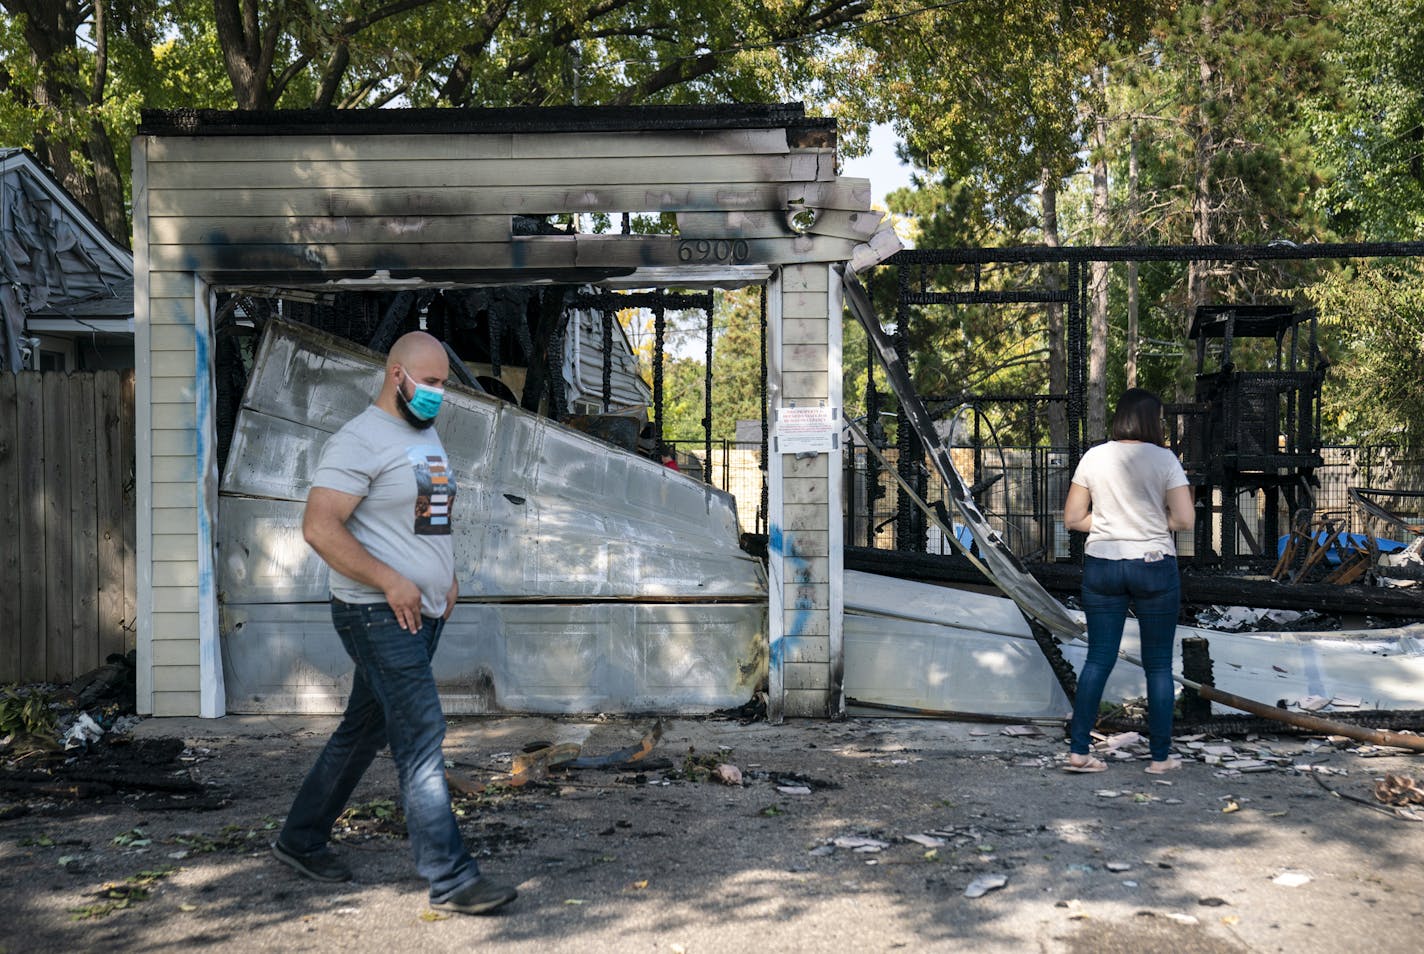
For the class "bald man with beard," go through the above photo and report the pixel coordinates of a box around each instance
[271,332,518,916]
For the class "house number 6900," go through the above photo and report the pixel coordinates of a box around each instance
[677,239,750,263]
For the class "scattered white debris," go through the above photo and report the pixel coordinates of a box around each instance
[1001,725,1041,737]
[963,874,1008,899]
[904,833,946,849]
[714,764,743,786]
[1165,912,1199,925]
[1101,731,1144,750]
[62,712,104,749]
[775,785,811,795]
[1272,871,1312,887]
[1105,861,1132,872]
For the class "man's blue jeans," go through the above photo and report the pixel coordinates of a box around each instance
[1069,555,1181,762]
[278,598,480,901]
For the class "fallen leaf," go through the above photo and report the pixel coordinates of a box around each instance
[631,880,649,890]
[1221,801,1240,813]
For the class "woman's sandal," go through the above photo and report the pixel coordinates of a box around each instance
[1063,755,1108,774]
[1145,758,1183,775]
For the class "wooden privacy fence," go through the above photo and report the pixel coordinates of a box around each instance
[0,370,136,685]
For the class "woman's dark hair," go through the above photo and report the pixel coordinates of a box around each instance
[1109,387,1165,445]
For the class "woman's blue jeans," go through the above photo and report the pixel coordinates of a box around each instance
[278,598,479,902]
[1069,555,1181,762]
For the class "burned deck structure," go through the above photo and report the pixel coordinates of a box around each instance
[1171,303,1326,570]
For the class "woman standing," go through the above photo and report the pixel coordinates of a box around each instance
[1062,388,1195,775]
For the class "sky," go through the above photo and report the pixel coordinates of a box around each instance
[838,122,917,207]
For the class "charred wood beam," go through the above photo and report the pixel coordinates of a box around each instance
[368,290,416,351]
[889,240,1424,266]
[519,287,568,413]
[844,546,1424,618]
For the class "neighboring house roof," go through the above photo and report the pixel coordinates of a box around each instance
[0,148,134,369]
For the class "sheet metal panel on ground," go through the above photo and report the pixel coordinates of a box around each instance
[842,571,1424,718]
[218,320,767,714]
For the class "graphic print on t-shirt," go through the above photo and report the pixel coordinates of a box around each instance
[407,445,456,536]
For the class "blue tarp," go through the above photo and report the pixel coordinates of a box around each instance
[1276,531,1407,565]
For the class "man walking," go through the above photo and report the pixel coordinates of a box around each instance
[271,330,517,916]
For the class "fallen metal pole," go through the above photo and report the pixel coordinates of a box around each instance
[846,696,1066,726]
[1113,647,1424,753]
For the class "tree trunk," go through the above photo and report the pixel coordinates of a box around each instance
[1187,1,1215,321]
[1088,88,1110,443]
[1042,170,1067,449]
[1127,123,1139,389]
[13,0,129,243]
[213,0,277,109]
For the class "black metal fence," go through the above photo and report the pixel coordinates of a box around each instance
[665,438,1424,561]
[843,443,1424,563]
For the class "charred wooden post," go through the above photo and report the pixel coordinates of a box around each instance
[1179,635,1214,723]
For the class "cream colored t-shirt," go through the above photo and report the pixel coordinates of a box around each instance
[1070,440,1189,560]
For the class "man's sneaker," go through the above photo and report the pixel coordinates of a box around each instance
[271,841,353,883]
[430,877,518,915]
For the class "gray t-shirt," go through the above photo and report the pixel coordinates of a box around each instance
[1071,440,1189,560]
[310,405,457,617]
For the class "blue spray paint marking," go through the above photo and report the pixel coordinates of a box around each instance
[768,523,814,668]
[194,321,214,606]
[194,312,225,713]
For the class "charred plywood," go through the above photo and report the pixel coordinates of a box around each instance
[218,320,767,714]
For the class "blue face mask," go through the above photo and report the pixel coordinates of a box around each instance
[397,368,444,427]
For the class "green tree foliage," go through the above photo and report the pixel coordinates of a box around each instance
[838,0,1153,214]
[1299,1,1424,444]
[847,178,1058,447]
[1309,261,1424,446]
[1112,1,1335,255]
[650,287,767,442]
[1308,0,1424,240]
[0,1,161,242]
[1,0,876,234]
[1098,1,1339,406]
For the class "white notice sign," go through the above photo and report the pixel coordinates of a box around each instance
[775,405,839,454]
